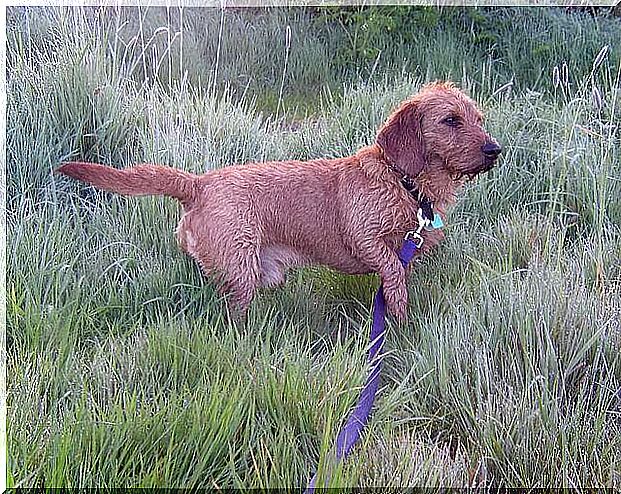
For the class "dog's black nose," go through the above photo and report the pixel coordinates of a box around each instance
[482,142,502,159]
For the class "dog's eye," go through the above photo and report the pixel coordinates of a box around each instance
[442,116,461,127]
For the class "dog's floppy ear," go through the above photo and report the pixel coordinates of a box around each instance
[376,99,426,177]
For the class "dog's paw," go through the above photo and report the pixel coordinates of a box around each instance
[391,303,408,322]
[384,288,408,321]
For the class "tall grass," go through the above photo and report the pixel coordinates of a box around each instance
[6,5,621,489]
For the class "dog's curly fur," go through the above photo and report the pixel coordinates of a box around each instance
[58,81,501,319]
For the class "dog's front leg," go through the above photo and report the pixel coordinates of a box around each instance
[357,240,408,320]
[380,260,408,320]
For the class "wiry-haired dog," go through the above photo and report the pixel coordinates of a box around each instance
[58,82,501,319]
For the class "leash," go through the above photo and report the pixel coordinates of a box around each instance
[306,206,441,490]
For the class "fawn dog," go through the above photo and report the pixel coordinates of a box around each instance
[58,82,501,319]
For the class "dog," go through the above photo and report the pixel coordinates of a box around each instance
[57,81,501,320]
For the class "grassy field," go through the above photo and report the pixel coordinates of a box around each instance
[6,5,621,489]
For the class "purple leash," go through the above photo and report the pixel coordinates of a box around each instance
[306,228,423,491]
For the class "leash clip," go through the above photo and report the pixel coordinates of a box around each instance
[405,208,431,248]
[404,230,424,248]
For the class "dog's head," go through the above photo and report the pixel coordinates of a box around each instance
[377,81,501,183]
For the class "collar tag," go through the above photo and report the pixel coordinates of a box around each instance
[425,213,444,231]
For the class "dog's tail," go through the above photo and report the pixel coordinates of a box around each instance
[57,162,198,204]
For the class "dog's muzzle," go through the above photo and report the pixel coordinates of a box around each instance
[481,142,502,171]
[482,142,502,164]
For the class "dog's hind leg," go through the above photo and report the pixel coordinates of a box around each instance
[217,244,263,313]
[180,210,263,314]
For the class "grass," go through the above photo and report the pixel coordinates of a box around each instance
[6,5,621,489]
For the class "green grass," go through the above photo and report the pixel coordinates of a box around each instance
[6,5,621,489]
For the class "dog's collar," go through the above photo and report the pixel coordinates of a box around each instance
[398,173,435,224]
[378,146,438,227]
